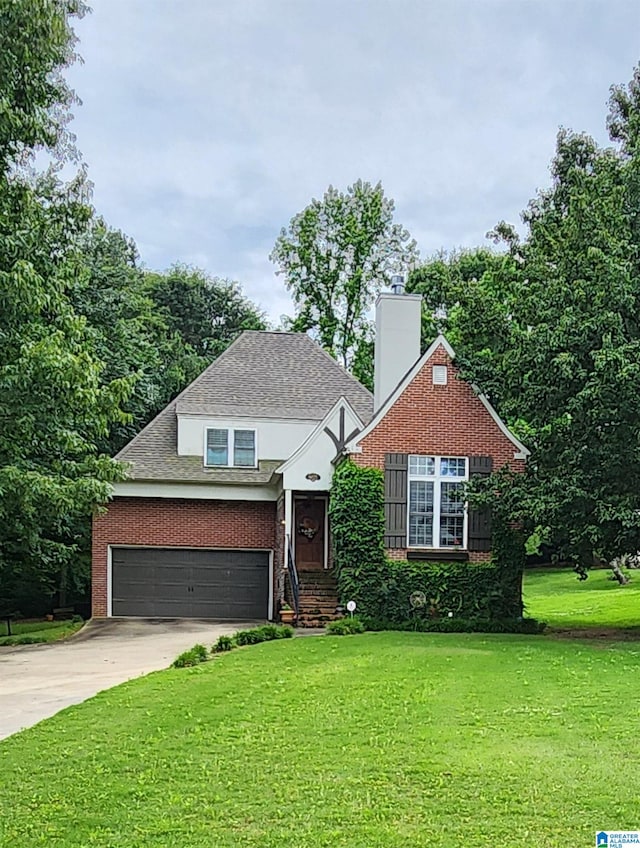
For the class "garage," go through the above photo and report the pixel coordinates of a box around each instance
[111,547,270,619]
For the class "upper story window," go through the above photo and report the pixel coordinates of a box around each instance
[408,456,467,548]
[205,428,256,468]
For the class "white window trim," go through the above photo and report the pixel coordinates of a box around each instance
[203,427,258,469]
[407,455,468,549]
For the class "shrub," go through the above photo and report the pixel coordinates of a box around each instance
[172,643,209,668]
[362,616,546,635]
[233,624,294,646]
[234,628,265,646]
[349,557,524,623]
[253,624,282,640]
[329,461,385,577]
[212,634,234,653]
[212,624,295,654]
[325,616,365,635]
[192,643,208,661]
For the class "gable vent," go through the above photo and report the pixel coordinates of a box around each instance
[432,365,447,385]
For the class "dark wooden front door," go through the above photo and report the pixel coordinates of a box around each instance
[294,498,326,570]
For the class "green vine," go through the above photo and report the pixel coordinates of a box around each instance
[329,459,385,581]
[330,460,528,628]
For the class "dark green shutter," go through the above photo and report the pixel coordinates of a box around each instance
[468,456,493,552]
[384,453,408,548]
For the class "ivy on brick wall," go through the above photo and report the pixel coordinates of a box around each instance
[490,516,527,619]
[329,460,386,577]
[330,460,528,628]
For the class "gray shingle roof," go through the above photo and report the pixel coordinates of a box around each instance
[174,331,373,420]
[117,331,373,483]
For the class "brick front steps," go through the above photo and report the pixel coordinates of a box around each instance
[296,570,340,628]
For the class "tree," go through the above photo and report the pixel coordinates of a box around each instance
[0,0,87,171]
[271,180,418,386]
[74,229,268,457]
[510,122,640,577]
[408,65,640,582]
[146,264,266,361]
[420,130,640,578]
[408,247,522,412]
[0,0,130,610]
[73,223,203,454]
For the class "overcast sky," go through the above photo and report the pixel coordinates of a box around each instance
[66,0,640,323]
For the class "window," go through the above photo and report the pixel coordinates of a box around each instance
[439,482,465,547]
[409,455,435,476]
[409,480,434,546]
[440,457,465,477]
[408,456,467,548]
[205,428,256,468]
[233,430,256,467]
[206,429,228,466]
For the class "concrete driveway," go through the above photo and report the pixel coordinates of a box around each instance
[0,618,262,741]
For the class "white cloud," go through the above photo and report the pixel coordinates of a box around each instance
[66,0,640,322]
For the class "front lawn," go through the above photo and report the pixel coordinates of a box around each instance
[0,632,638,847]
[524,566,640,629]
[0,619,83,646]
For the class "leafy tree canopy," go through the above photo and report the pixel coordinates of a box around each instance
[410,64,640,573]
[73,223,204,454]
[145,264,267,361]
[271,180,418,388]
[0,0,130,609]
[0,0,87,168]
[408,246,520,412]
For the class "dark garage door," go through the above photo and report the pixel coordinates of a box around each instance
[111,548,270,619]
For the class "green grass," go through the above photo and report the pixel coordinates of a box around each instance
[0,619,83,646]
[1,632,639,847]
[524,567,640,628]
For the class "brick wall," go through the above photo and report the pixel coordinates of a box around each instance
[274,493,285,608]
[92,497,276,617]
[353,344,526,561]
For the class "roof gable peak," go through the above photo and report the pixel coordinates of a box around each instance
[346,332,529,458]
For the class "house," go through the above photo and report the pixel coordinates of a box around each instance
[92,285,527,623]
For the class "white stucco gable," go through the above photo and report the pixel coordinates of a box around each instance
[276,397,364,491]
[177,413,317,461]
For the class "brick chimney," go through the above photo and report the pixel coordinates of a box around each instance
[373,276,422,411]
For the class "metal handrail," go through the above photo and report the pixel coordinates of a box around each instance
[286,533,300,620]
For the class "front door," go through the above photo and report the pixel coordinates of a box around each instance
[294,497,326,571]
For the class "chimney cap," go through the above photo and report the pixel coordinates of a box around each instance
[390,273,405,295]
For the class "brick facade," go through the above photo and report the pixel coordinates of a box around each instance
[353,344,525,561]
[274,493,286,609]
[92,497,276,617]
[91,344,525,617]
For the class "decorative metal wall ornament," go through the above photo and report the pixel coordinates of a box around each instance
[409,591,427,609]
[324,405,360,457]
[298,516,319,540]
[305,472,321,482]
